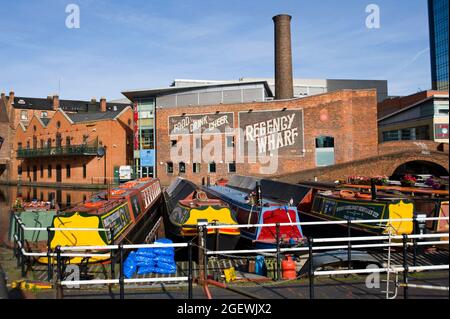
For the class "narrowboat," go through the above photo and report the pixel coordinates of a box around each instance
[11,178,163,264]
[8,200,59,246]
[201,176,305,249]
[302,190,415,237]
[163,178,240,251]
[339,184,449,236]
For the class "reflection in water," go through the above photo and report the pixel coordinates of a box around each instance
[0,185,104,246]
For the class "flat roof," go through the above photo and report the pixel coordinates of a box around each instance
[122,81,274,100]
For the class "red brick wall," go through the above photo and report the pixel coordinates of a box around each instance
[155,89,379,186]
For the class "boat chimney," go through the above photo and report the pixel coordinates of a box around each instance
[371,179,377,201]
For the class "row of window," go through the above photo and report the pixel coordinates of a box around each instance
[20,111,48,121]
[18,134,88,150]
[382,126,430,142]
[19,164,88,180]
[171,136,235,149]
[166,162,236,174]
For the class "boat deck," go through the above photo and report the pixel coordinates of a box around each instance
[206,185,280,206]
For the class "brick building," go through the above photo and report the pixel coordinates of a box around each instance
[123,86,379,186]
[1,91,134,186]
[378,90,449,144]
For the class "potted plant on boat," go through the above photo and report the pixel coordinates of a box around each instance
[400,175,417,187]
[372,176,389,186]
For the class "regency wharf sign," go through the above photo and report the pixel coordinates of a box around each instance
[169,113,234,136]
[239,109,304,155]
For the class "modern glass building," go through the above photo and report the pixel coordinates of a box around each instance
[133,98,156,178]
[428,0,449,91]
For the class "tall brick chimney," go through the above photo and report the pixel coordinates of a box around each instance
[53,95,60,110]
[100,97,107,112]
[273,14,294,100]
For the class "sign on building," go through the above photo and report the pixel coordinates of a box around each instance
[238,109,304,155]
[435,124,449,139]
[119,166,133,181]
[169,113,234,135]
[140,150,156,167]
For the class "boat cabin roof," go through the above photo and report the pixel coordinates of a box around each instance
[207,185,279,206]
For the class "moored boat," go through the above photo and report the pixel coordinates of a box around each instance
[202,176,304,249]
[163,178,240,251]
[11,178,163,264]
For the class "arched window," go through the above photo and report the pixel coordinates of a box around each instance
[179,162,186,174]
[33,136,37,149]
[315,136,335,167]
[66,136,71,147]
[47,138,52,148]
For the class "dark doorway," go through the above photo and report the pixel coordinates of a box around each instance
[56,165,62,183]
[391,161,449,180]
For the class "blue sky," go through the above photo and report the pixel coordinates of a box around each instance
[0,0,432,100]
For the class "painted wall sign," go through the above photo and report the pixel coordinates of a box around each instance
[238,109,304,155]
[169,113,234,135]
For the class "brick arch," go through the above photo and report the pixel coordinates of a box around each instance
[274,149,449,184]
[383,157,449,178]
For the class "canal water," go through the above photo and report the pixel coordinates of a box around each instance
[0,184,104,246]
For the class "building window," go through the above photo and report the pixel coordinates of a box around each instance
[228,162,236,173]
[208,162,217,173]
[56,133,62,148]
[83,135,88,145]
[40,165,44,178]
[179,162,186,174]
[18,166,22,176]
[66,164,71,178]
[315,136,335,167]
[166,162,174,174]
[21,111,28,121]
[17,143,22,150]
[26,141,30,149]
[193,163,201,174]
[170,139,178,148]
[47,138,52,148]
[66,136,71,146]
[27,166,30,177]
[48,165,52,178]
[33,136,37,149]
[41,111,48,118]
[40,139,44,149]
[141,129,154,149]
[56,121,61,129]
[66,194,71,207]
[83,164,87,179]
[226,136,235,148]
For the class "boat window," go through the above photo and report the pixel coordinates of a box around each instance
[315,136,335,167]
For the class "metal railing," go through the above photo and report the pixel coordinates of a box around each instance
[201,216,449,299]
[11,213,449,300]
[17,144,99,159]
[11,214,193,300]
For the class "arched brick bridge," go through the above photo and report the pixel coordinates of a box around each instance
[274,141,449,184]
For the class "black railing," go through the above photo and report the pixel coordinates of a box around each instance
[17,144,98,159]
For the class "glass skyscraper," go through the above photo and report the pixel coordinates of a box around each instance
[428,0,449,91]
